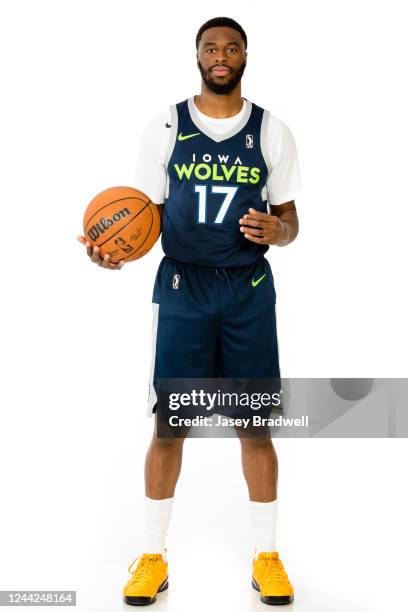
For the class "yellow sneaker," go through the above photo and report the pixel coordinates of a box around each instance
[252,551,294,605]
[123,552,168,605]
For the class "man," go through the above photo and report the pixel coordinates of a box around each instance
[79,16,301,606]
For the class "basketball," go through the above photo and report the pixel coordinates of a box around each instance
[83,186,161,263]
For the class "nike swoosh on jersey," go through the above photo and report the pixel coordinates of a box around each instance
[252,274,266,287]
[178,132,201,141]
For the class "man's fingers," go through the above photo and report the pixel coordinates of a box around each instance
[248,208,273,220]
[110,259,125,270]
[81,241,125,268]
[101,254,111,268]
[77,235,93,257]
[239,218,266,229]
[91,246,102,263]
[237,209,284,246]
[240,226,264,237]
[241,213,274,224]
[243,232,267,244]
[103,254,123,269]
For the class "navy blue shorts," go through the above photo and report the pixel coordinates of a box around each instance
[147,256,280,415]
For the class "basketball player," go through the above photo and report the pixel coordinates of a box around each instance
[78,16,301,606]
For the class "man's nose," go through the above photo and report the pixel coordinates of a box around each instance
[215,51,227,63]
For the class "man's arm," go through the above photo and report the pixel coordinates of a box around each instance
[268,201,299,246]
[238,200,299,247]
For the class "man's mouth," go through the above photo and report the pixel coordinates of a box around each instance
[211,66,231,77]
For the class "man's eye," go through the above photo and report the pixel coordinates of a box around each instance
[206,48,216,53]
[227,48,238,53]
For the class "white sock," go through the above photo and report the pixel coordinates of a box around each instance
[250,499,278,558]
[143,496,174,556]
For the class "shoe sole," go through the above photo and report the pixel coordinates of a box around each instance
[252,578,294,605]
[124,578,169,606]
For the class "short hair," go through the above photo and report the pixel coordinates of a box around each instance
[195,17,247,50]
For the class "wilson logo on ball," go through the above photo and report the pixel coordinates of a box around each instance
[87,207,131,241]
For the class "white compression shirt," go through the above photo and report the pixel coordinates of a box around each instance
[134,97,302,206]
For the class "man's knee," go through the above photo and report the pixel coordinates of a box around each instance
[151,434,185,452]
[239,436,273,452]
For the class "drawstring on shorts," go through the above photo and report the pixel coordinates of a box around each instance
[215,268,234,297]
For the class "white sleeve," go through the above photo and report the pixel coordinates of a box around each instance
[266,116,302,206]
[134,109,171,205]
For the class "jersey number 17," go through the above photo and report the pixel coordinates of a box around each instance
[194,185,239,224]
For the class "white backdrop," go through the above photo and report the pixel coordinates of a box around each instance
[0,1,407,611]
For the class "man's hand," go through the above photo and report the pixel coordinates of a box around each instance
[77,235,125,269]
[239,208,286,245]
[238,204,299,246]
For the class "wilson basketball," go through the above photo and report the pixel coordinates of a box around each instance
[83,186,161,263]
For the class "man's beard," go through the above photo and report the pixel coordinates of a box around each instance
[197,60,246,94]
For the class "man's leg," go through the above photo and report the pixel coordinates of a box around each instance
[143,257,216,551]
[239,436,278,554]
[216,257,281,554]
[142,419,186,554]
[239,436,278,502]
[145,414,186,500]
[123,258,217,604]
[216,258,294,604]
[239,435,293,604]
[122,417,185,606]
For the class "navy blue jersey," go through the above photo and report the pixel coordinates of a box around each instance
[161,97,272,268]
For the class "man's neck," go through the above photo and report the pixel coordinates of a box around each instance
[194,87,244,119]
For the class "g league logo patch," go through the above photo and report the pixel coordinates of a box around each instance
[172,273,180,289]
[246,134,254,148]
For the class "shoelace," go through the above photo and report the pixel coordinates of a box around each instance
[259,558,288,583]
[128,557,156,583]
